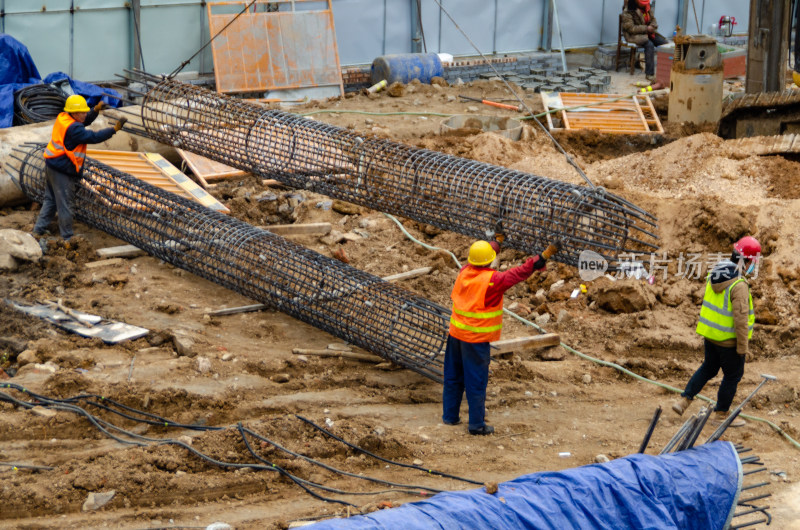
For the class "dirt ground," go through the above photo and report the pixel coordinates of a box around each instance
[2,65,800,530]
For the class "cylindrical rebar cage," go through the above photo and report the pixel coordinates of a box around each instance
[9,145,448,382]
[120,72,658,270]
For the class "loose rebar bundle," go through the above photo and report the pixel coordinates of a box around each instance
[8,144,448,382]
[116,71,658,270]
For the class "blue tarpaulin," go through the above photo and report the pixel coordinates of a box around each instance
[310,442,742,530]
[0,34,120,128]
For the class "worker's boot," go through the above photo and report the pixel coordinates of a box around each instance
[671,397,691,416]
[710,411,746,428]
[469,425,494,436]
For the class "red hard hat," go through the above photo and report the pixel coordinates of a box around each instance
[733,236,761,259]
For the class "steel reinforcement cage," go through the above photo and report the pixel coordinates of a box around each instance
[117,71,658,270]
[8,144,449,382]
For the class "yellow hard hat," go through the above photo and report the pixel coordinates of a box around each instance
[794,71,800,88]
[64,95,90,113]
[468,240,496,266]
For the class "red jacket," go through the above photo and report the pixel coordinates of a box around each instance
[461,241,545,308]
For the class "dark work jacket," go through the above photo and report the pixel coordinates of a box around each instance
[622,8,662,46]
[45,109,115,178]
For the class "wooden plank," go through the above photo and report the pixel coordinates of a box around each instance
[176,148,246,186]
[291,348,382,363]
[382,267,433,282]
[263,223,332,237]
[96,245,147,259]
[490,334,561,355]
[207,303,267,316]
[85,258,125,269]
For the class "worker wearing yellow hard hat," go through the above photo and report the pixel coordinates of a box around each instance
[34,95,127,241]
[442,237,559,435]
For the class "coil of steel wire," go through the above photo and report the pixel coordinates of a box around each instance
[115,70,659,271]
[12,84,68,126]
[8,144,448,382]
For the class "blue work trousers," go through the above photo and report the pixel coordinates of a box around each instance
[681,339,745,412]
[34,165,77,240]
[442,335,491,430]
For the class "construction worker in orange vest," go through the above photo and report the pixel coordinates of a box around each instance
[33,95,127,240]
[443,238,559,435]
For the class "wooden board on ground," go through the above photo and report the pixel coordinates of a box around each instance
[291,348,382,363]
[541,92,663,135]
[263,223,332,237]
[382,267,433,282]
[87,150,230,213]
[176,148,247,187]
[490,334,561,355]
[85,258,124,269]
[97,245,147,259]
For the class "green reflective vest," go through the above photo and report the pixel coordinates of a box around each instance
[696,278,754,341]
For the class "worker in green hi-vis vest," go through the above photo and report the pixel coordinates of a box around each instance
[671,236,760,428]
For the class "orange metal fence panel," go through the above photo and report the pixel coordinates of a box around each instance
[207,0,344,95]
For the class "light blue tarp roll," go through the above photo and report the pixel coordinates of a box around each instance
[310,441,741,530]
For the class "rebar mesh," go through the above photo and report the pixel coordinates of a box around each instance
[8,144,448,382]
[119,71,658,270]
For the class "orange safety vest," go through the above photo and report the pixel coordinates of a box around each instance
[44,112,87,173]
[449,267,503,343]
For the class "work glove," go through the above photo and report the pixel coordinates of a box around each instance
[114,117,128,132]
[533,242,560,271]
[494,233,506,245]
[541,242,560,260]
[93,101,108,113]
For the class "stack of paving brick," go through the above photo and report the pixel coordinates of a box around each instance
[517,66,612,94]
[341,54,564,93]
[339,55,611,94]
[440,55,561,84]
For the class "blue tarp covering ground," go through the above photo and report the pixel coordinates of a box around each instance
[0,34,120,128]
[310,442,742,530]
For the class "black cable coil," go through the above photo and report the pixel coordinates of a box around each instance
[13,84,68,126]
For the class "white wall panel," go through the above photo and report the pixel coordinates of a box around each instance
[0,0,756,78]
[331,0,386,65]
[555,0,604,48]
[496,0,544,53]
[699,0,750,36]
[74,0,129,81]
[4,12,70,78]
[436,0,494,56]
[140,2,208,77]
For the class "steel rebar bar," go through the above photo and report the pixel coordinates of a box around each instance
[8,144,449,382]
[637,406,661,454]
[115,70,658,270]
